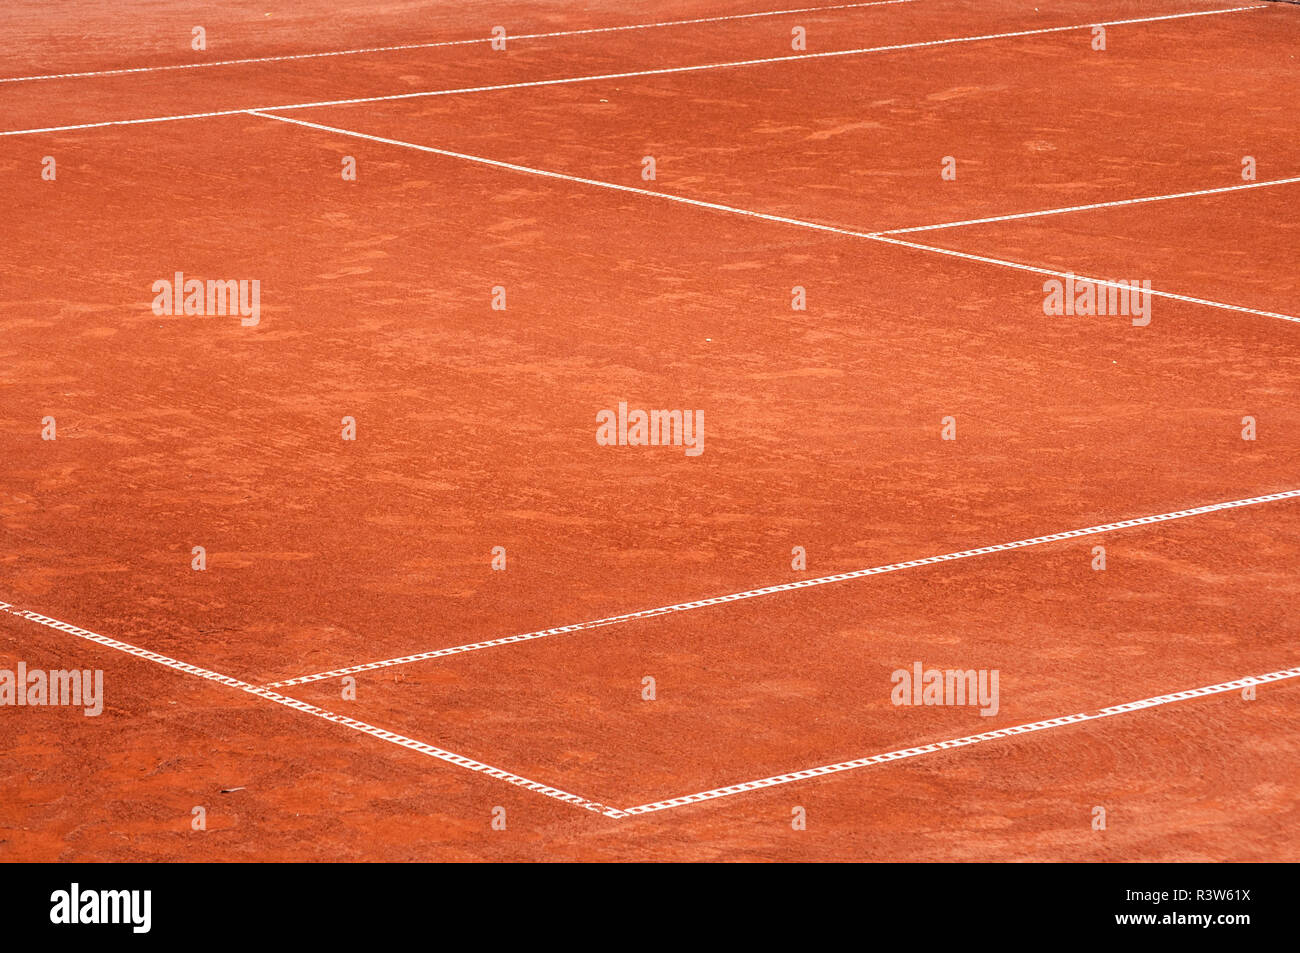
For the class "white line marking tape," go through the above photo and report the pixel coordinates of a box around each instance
[264,487,1300,687]
[620,665,1300,815]
[872,175,1300,235]
[0,601,623,817]
[0,7,1261,137]
[0,1,918,83]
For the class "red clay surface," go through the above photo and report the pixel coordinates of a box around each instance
[1,0,1298,861]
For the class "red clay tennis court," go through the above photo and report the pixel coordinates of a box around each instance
[1,0,1298,862]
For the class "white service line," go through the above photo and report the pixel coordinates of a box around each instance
[0,6,1262,137]
[249,110,1300,327]
[263,487,1300,688]
[621,665,1300,815]
[0,601,622,817]
[0,0,918,83]
[872,175,1300,235]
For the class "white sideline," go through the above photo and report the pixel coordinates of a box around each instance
[0,7,1262,137]
[263,487,1300,687]
[0,1,918,83]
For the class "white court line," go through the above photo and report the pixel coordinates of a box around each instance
[5,600,1295,820]
[871,175,1300,235]
[621,665,1300,815]
[250,111,1300,327]
[869,232,1300,324]
[264,487,1300,687]
[0,601,623,818]
[0,6,1261,137]
[0,1,918,83]
[249,109,884,234]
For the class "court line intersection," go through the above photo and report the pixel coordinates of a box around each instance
[4,0,1295,826]
[3,600,1295,819]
